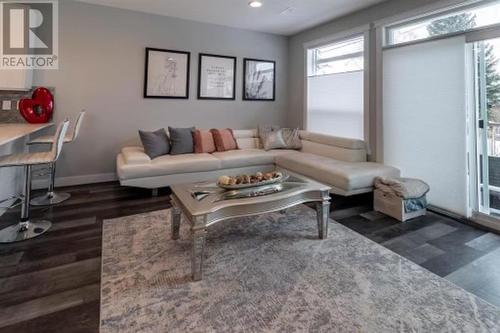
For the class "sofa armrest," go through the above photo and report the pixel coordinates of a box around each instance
[121,146,151,165]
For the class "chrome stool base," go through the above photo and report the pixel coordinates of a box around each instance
[31,191,71,206]
[0,220,52,243]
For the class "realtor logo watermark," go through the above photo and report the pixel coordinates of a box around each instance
[0,0,58,69]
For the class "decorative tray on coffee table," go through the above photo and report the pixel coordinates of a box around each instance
[217,171,288,190]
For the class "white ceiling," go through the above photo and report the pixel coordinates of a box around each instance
[76,0,387,36]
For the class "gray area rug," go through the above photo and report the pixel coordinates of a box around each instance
[100,205,500,332]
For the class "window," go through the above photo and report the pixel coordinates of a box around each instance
[308,36,364,76]
[306,35,365,140]
[386,1,500,46]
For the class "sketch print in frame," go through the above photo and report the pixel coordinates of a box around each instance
[198,53,236,100]
[243,58,275,101]
[144,48,190,99]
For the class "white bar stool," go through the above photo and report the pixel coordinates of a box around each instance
[0,120,70,243]
[28,110,85,206]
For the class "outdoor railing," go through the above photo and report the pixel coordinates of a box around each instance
[489,122,500,157]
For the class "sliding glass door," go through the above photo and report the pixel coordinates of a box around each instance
[470,37,500,218]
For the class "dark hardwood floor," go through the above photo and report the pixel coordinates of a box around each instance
[0,183,172,333]
[0,183,499,332]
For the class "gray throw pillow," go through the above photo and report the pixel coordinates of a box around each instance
[258,125,280,147]
[263,130,287,151]
[169,127,195,155]
[281,128,302,150]
[138,128,170,159]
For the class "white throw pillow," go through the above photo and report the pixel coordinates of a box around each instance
[263,130,287,151]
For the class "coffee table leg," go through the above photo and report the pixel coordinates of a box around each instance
[191,228,207,281]
[171,206,181,240]
[316,200,330,239]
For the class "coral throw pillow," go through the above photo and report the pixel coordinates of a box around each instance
[210,128,238,152]
[193,130,216,153]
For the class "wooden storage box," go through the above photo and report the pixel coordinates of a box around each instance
[374,189,426,222]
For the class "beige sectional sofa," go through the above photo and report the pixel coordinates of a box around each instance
[117,129,400,196]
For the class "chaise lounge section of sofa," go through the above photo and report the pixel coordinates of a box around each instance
[116,129,400,196]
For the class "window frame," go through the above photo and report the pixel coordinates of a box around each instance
[303,28,370,141]
[307,35,365,77]
[384,0,500,48]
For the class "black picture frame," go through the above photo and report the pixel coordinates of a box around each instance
[197,53,237,100]
[144,47,191,99]
[243,58,276,101]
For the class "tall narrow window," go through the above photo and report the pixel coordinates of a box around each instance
[306,35,364,139]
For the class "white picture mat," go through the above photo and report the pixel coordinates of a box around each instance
[146,50,188,97]
[199,56,235,98]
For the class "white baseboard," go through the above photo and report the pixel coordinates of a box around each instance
[32,172,118,190]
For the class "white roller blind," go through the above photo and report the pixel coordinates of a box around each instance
[383,36,468,216]
[307,71,364,139]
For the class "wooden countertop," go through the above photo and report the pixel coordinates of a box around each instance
[0,123,53,146]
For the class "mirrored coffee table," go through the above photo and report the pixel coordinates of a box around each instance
[170,169,331,281]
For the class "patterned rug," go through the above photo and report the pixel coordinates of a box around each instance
[100,205,500,332]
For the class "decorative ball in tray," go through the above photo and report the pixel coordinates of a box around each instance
[217,171,286,190]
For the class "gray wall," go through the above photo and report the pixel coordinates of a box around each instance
[286,0,464,129]
[33,0,288,182]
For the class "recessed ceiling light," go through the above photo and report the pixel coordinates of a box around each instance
[248,1,263,8]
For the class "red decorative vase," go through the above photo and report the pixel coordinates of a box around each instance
[19,87,54,124]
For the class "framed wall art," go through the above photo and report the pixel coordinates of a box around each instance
[198,53,236,100]
[144,48,190,99]
[243,58,275,101]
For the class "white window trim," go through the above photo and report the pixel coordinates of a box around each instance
[302,24,370,138]
[384,22,500,50]
[382,0,500,48]
[373,0,485,28]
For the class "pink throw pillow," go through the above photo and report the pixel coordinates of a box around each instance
[210,129,238,152]
[193,129,216,153]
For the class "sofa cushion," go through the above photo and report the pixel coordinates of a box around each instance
[300,140,367,163]
[281,128,302,149]
[169,127,195,155]
[138,128,170,159]
[193,129,216,154]
[212,149,275,169]
[258,125,280,144]
[211,128,238,152]
[299,131,366,150]
[233,129,257,139]
[119,153,221,179]
[266,149,300,158]
[263,130,287,151]
[275,152,400,192]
